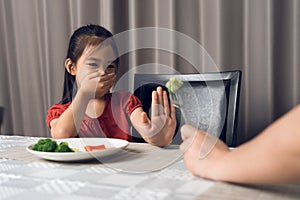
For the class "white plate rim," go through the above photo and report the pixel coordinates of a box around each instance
[26,138,129,162]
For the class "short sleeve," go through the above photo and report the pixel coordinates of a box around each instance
[46,102,71,128]
[126,93,143,115]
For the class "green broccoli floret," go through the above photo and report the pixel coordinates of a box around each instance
[32,139,57,152]
[55,142,74,152]
[32,139,74,153]
[165,77,183,93]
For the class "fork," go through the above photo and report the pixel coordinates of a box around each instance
[168,86,188,123]
[169,89,180,108]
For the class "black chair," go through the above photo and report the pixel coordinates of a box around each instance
[0,106,4,134]
[132,70,242,147]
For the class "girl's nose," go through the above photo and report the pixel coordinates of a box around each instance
[97,65,106,74]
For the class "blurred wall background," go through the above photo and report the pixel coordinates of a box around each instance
[0,0,299,145]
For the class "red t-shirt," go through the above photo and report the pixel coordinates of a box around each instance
[46,91,142,141]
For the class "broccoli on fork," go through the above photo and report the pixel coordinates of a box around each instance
[165,77,183,93]
[165,77,183,108]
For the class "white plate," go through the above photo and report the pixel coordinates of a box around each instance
[26,138,129,162]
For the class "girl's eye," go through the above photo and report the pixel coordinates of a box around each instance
[107,64,115,69]
[87,63,98,67]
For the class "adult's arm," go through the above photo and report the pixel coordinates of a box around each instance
[181,104,300,184]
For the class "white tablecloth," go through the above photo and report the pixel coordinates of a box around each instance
[2,135,300,200]
[0,135,214,199]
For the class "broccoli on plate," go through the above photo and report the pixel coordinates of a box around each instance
[55,142,74,152]
[32,139,57,152]
[32,139,74,152]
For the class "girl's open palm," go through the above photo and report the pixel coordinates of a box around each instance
[139,87,176,145]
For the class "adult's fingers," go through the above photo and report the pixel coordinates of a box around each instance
[181,124,206,141]
[180,137,193,152]
[181,124,197,141]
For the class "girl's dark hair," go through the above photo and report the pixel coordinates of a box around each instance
[61,24,119,104]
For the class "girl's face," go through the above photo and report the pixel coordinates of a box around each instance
[76,44,117,76]
[66,44,117,98]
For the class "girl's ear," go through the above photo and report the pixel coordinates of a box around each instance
[65,58,76,75]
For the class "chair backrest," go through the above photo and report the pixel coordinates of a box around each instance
[133,70,242,147]
[0,106,4,133]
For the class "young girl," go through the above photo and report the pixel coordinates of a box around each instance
[46,24,176,147]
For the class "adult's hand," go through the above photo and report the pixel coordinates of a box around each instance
[180,124,230,179]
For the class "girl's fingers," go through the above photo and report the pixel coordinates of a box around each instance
[170,103,176,119]
[100,75,116,85]
[157,87,163,108]
[151,91,159,116]
[141,111,149,125]
[95,74,116,89]
[99,78,115,91]
[97,72,115,81]
[163,91,170,116]
[86,70,114,80]
[151,87,172,118]
[84,70,101,79]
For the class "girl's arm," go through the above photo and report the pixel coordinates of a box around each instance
[130,87,177,147]
[50,90,90,138]
[50,71,115,138]
[180,104,300,184]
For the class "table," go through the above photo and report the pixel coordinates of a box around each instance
[1,135,300,199]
